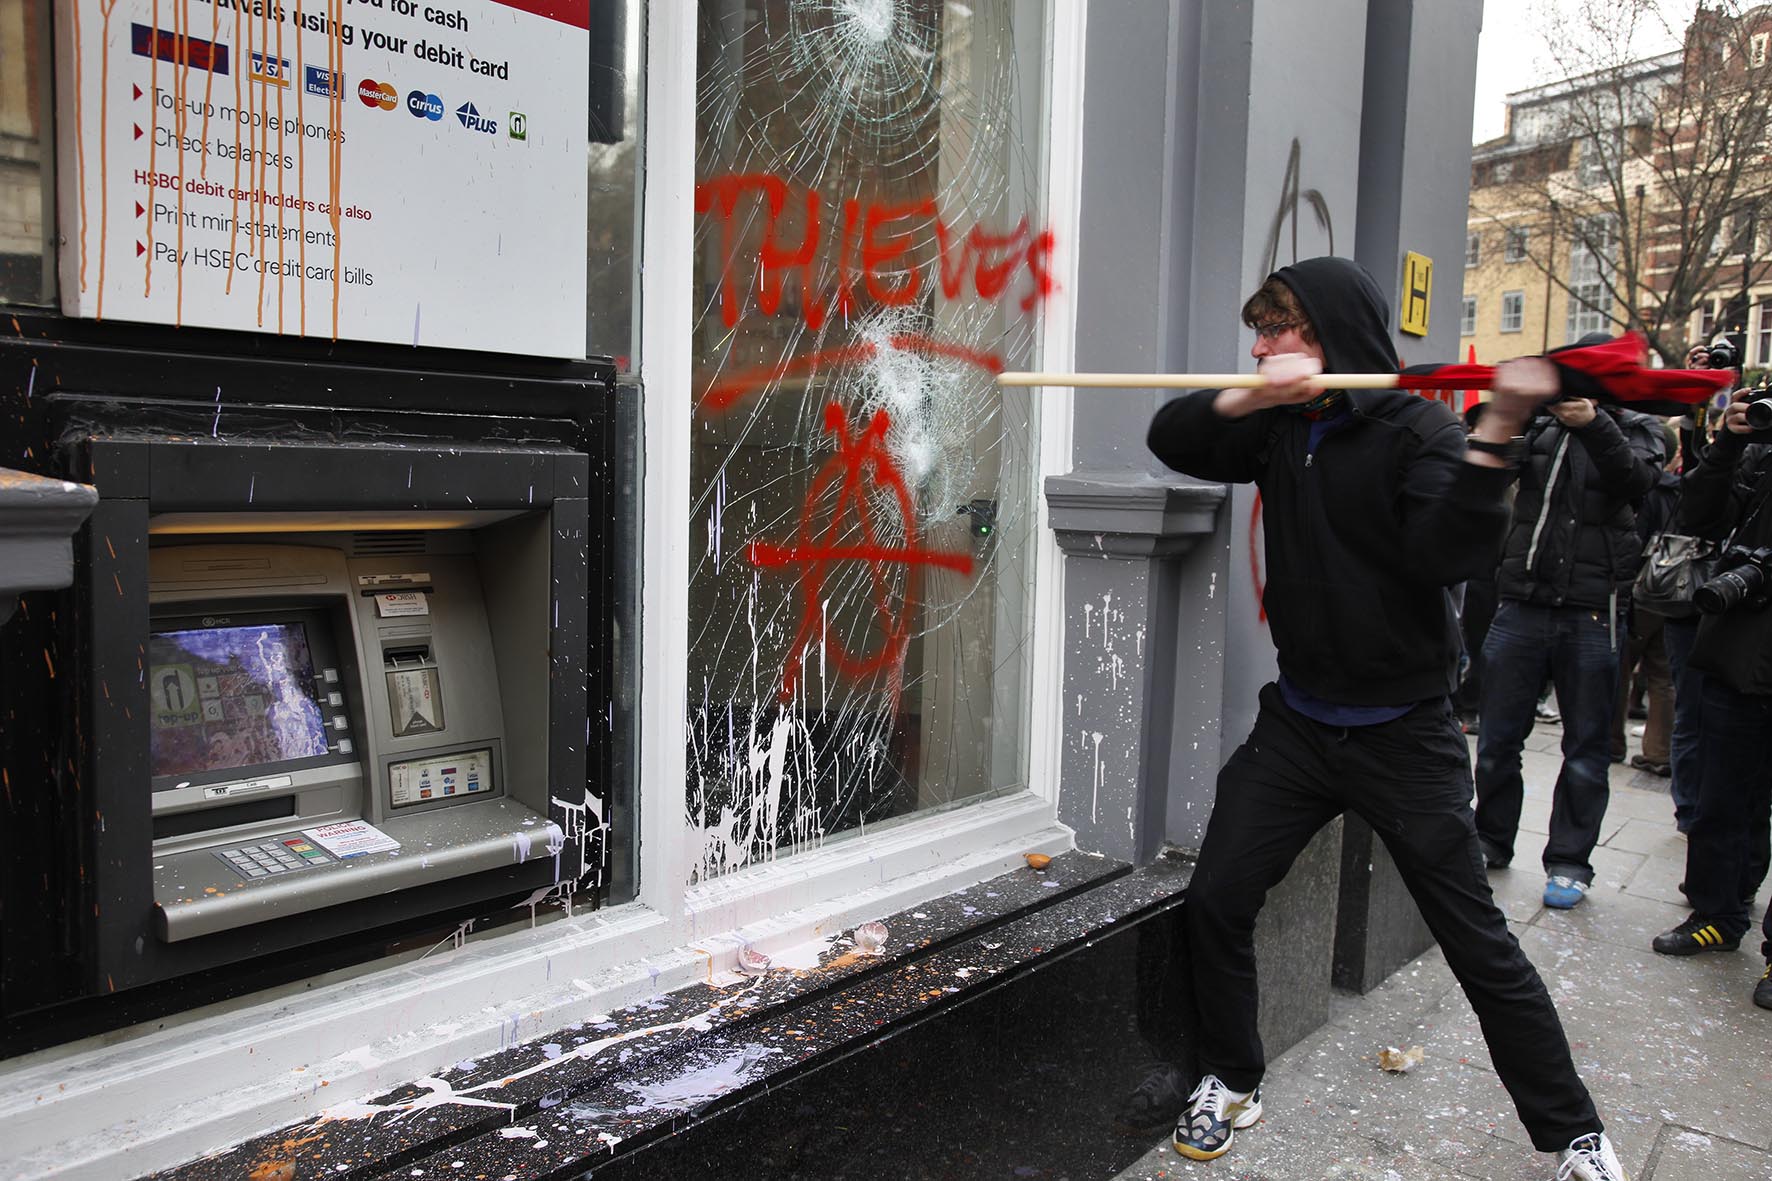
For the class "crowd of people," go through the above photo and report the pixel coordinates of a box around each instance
[1455,338,1772,1002]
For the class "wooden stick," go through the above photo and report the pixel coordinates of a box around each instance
[995,371,1404,390]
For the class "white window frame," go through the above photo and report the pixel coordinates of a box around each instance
[1500,290,1525,333]
[1505,227,1528,263]
[1753,31,1768,67]
[0,5,1082,1175]
[1461,295,1477,335]
[1465,231,1481,267]
[1757,298,1772,366]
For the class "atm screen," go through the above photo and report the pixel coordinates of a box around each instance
[149,622,333,780]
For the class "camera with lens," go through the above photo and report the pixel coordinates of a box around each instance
[1700,339,1740,370]
[1695,545,1772,614]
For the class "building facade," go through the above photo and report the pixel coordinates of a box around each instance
[0,2,1483,1176]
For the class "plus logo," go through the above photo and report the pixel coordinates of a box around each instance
[455,101,496,134]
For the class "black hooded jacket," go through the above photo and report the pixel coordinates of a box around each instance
[1147,257,1515,707]
[1491,331,1664,610]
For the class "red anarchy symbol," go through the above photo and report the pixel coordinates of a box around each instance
[747,403,976,704]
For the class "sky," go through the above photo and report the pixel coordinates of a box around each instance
[1472,0,1686,142]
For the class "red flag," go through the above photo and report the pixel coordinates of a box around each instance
[1396,332,1731,416]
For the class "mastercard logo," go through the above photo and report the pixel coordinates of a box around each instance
[357,79,397,110]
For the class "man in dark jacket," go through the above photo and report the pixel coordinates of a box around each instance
[1649,388,1772,1011]
[1145,257,1626,1180]
[1472,337,1664,909]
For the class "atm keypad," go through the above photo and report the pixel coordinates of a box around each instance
[214,838,332,879]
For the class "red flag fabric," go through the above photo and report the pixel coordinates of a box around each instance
[1395,332,1732,416]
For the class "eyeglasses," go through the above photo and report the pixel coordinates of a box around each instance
[1252,319,1305,341]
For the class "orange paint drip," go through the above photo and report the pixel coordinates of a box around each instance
[42,648,54,678]
[95,1,119,319]
[144,0,160,297]
[72,1,89,292]
[224,5,242,295]
[198,0,218,177]
[254,5,270,326]
[273,13,285,334]
[174,0,191,325]
[328,0,343,339]
[293,3,306,335]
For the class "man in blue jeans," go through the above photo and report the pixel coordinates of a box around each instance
[1473,344,1664,909]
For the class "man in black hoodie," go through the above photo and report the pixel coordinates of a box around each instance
[1472,332,1664,911]
[1145,258,1626,1180]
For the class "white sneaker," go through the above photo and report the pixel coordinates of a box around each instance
[1558,1132,1629,1181]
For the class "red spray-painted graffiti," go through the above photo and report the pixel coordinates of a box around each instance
[747,404,975,704]
[695,173,1056,331]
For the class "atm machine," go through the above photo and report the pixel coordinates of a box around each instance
[147,541,561,942]
[0,428,601,1038]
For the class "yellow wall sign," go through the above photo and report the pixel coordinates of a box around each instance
[1400,251,1433,337]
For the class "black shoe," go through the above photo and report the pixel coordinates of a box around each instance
[1478,836,1510,869]
[1652,915,1743,956]
[1630,754,1671,777]
[1756,964,1772,1011]
[1116,1061,1189,1131]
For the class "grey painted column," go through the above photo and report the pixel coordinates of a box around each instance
[1046,476,1223,862]
[0,468,98,624]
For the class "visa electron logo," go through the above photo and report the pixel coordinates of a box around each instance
[407,90,444,120]
[304,65,341,98]
[455,101,496,134]
[358,79,397,110]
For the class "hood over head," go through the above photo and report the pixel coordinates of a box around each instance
[1269,257,1399,377]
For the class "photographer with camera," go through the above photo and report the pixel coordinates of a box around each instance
[1651,378,1772,1011]
[1474,335,1666,910]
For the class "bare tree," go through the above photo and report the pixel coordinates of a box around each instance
[1470,0,1772,364]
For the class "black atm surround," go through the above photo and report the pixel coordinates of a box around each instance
[0,317,620,1054]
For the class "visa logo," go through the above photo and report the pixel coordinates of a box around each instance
[304,65,341,98]
[454,101,496,134]
[249,52,290,86]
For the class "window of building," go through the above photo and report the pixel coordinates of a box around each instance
[1701,299,1718,342]
[1501,290,1525,333]
[1577,133,1618,189]
[1466,232,1481,267]
[685,0,1050,881]
[1461,296,1477,336]
[1756,299,1772,366]
[1505,228,1528,263]
[1493,160,1514,183]
[0,0,54,307]
[1753,31,1768,67]
[1566,215,1616,342]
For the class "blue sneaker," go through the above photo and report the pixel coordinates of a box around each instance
[1544,875,1588,909]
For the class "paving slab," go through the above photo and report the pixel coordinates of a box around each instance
[1642,1123,1772,1180]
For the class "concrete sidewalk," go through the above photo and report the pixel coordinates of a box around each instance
[1114,721,1772,1181]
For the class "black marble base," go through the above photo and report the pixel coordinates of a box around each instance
[1332,814,1434,994]
[149,836,1346,1181]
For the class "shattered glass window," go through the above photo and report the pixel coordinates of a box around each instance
[688,0,1049,880]
[586,0,642,369]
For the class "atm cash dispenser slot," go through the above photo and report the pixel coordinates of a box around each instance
[147,541,559,942]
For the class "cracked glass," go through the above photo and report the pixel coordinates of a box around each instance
[688,0,1049,880]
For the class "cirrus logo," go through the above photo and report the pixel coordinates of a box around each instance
[406,90,444,120]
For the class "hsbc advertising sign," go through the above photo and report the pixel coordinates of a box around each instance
[55,0,590,358]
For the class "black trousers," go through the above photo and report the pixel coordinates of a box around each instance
[1184,683,1601,1152]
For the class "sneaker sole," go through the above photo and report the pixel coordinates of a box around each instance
[1172,1100,1263,1161]
[1653,939,1741,955]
